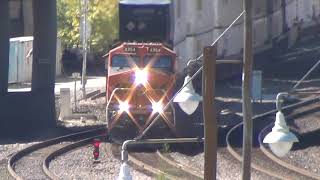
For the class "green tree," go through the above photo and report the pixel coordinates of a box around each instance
[57,0,118,53]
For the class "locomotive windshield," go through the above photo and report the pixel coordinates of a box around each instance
[111,55,140,68]
[144,56,173,72]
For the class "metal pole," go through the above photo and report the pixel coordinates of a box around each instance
[203,46,217,180]
[136,12,244,140]
[292,59,320,91]
[81,0,88,98]
[241,0,253,179]
[74,78,77,112]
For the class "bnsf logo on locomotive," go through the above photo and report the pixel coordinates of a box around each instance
[149,47,161,53]
[124,47,137,53]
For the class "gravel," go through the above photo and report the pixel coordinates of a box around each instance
[50,143,152,180]
[2,39,320,180]
[0,142,38,180]
[282,107,320,175]
[170,148,276,180]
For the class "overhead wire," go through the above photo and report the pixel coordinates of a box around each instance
[136,10,246,139]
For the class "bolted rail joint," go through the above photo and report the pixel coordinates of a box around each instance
[118,138,203,180]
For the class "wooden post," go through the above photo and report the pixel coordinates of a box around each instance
[203,46,217,180]
[242,0,253,179]
[0,0,9,94]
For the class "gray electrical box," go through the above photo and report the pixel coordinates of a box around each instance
[252,70,262,102]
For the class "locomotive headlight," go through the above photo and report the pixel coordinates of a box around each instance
[134,69,148,85]
[119,101,129,112]
[152,102,163,113]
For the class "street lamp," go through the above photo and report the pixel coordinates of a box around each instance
[173,75,202,115]
[263,93,299,157]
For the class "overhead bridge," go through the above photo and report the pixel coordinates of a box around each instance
[0,0,57,136]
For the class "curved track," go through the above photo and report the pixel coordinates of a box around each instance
[128,150,203,180]
[226,96,320,179]
[7,127,106,180]
[109,144,203,180]
[155,150,203,179]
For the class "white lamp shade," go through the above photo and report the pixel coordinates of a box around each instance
[263,131,298,144]
[268,142,293,157]
[174,75,202,115]
[177,101,199,115]
[263,111,299,157]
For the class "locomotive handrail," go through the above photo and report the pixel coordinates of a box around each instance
[290,59,320,92]
[106,87,176,130]
[188,59,242,66]
[106,88,131,109]
[106,88,175,110]
[216,60,242,64]
[142,89,177,129]
[136,11,246,140]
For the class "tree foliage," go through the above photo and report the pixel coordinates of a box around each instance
[57,0,118,53]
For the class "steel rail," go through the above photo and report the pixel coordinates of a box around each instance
[226,96,320,179]
[259,125,320,180]
[226,142,290,179]
[291,59,320,92]
[7,127,106,180]
[258,109,320,180]
[156,150,203,179]
[127,149,203,180]
[127,153,177,179]
[43,135,106,180]
[137,11,245,140]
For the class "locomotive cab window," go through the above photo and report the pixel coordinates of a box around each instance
[143,56,173,73]
[111,55,140,68]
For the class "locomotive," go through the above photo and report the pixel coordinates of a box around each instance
[106,0,179,139]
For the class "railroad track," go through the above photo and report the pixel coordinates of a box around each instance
[7,127,107,180]
[129,150,203,179]
[7,98,320,180]
[109,143,203,180]
[226,96,320,180]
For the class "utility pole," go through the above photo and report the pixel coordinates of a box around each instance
[81,0,89,98]
[203,46,217,180]
[241,0,253,179]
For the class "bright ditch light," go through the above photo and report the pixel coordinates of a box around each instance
[174,75,202,115]
[134,69,148,85]
[263,111,299,157]
[119,101,129,113]
[152,102,163,113]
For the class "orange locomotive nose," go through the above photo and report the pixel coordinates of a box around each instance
[106,43,177,140]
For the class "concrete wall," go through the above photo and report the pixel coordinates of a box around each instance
[173,0,320,74]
